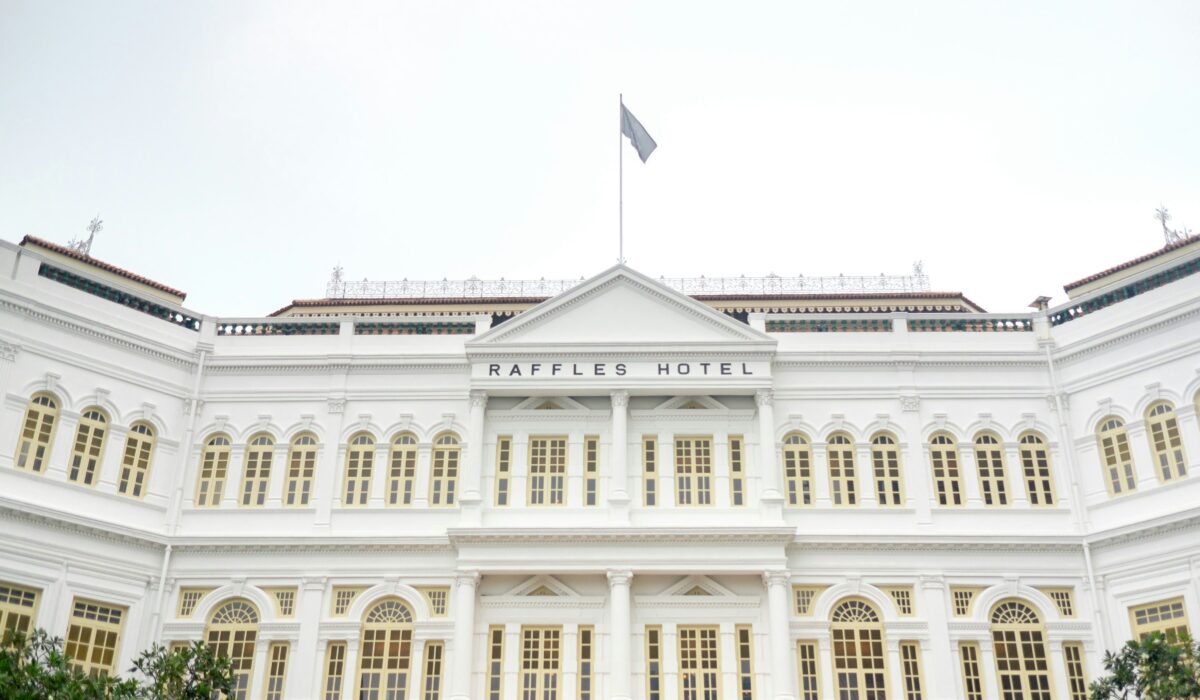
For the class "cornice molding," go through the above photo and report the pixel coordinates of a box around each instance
[448,526,797,545]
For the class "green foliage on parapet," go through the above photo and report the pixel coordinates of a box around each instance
[1,629,233,700]
[1090,632,1200,699]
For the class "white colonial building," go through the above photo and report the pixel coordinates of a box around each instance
[2,233,1200,700]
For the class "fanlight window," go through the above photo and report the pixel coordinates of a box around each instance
[831,598,881,623]
[991,601,1040,626]
[388,433,419,507]
[118,422,156,498]
[1018,432,1056,506]
[210,600,259,625]
[364,599,414,624]
[430,432,461,507]
[284,433,317,507]
[344,432,376,507]
[195,434,232,507]
[870,432,904,506]
[826,433,857,506]
[68,408,109,486]
[1096,417,1136,496]
[1145,401,1187,482]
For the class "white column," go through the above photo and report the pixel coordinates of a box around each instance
[608,570,633,700]
[248,639,270,700]
[1049,641,1071,700]
[461,391,488,520]
[856,442,876,507]
[413,444,432,508]
[959,443,983,507]
[567,433,585,508]
[1005,443,1029,507]
[311,639,329,699]
[1125,423,1160,489]
[563,624,579,697]
[449,571,480,700]
[713,433,732,508]
[919,576,956,697]
[755,390,784,505]
[609,391,631,508]
[293,577,326,698]
[663,624,679,700]
[221,445,246,507]
[979,640,1002,700]
[410,638,427,697]
[719,623,738,699]
[886,640,904,699]
[344,639,360,699]
[763,571,797,700]
[369,442,388,507]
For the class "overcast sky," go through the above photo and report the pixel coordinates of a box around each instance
[2,1,1197,315]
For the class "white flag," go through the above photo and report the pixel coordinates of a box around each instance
[621,104,657,163]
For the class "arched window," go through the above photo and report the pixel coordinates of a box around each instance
[830,598,886,697]
[68,408,108,486]
[358,599,415,699]
[195,434,231,507]
[1096,417,1136,495]
[870,433,904,506]
[206,600,259,699]
[1145,402,1187,482]
[1017,433,1055,506]
[344,433,376,507]
[118,422,156,498]
[388,433,419,506]
[973,433,1009,506]
[990,600,1051,699]
[782,433,813,507]
[826,433,857,506]
[929,433,964,506]
[16,394,59,473]
[284,433,317,507]
[241,433,275,507]
[430,433,461,507]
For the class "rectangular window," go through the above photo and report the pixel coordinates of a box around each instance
[884,587,914,616]
[331,587,364,616]
[930,437,964,506]
[735,625,755,699]
[900,642,923,700]
[343,442,374,507]
[796,640,820,700]
[645,625,663,700]
[0,582,39,637]
[974,437,1009,506]
[871,436,904,505]
[826,436,858,506]
[793,586,826,616]
[429,439,460,506]
[16,397,57,472]
[959,642,984,700]
[265,642,289,700]
[1130,597,1190,641]
[520,626,561,699]
[584,436,599,506]
[176,588,210,618]
[951,588,980,618]
[783,437,814,506]
[528,436,568,506]
[729,436,746,506]
[68,413,107,486]
[422,641,444,700]
[241,444,273,507]
[495,437,512,506]
[643,437,658,507]
[285,438,317,506]
[486,626,505,700]
[578,626,594,700]
[323,642,347,700]
[1018,435,1056,506]
[117,426,154,497]
[1063,642,1088,700]
[65,599,125,678]
[1040,588,1075,618]
[266,588,296,617]
[388,440,418,506]
[674,436,714,506]
[1099,426,1137,495]
[678,626,721,698]
[195,444,229,507]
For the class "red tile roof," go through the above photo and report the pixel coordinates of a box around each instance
[1064,234,1200,292]
[20,235,187,300]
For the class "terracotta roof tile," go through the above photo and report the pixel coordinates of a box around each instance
[20,235,187,300]
[1064,234,1200,292]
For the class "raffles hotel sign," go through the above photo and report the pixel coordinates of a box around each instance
[473,360,771,379]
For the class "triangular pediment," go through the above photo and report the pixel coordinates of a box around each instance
[661,575,737,598]
[468,265,774,348]
[655,396,728,411]
[512,396,590,412]
[503,575,580,598]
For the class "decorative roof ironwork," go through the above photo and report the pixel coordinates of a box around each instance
[325,264,931,299]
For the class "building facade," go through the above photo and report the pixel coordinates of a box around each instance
[2,234,1200,700]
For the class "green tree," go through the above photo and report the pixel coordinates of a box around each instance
[1090,632,1200,699]
[1,629,233,700]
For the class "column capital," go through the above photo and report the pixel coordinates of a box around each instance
[301,576,328,592]
[755,388,774,407]
[610,390,630,408]
[469,390,488,408]
[607,569,634,586]
[762,569,790,588]
[918,574,946,590]
[454,570,481,588]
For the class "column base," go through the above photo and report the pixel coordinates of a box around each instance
[607,494,631,524]
[458,497,483,527]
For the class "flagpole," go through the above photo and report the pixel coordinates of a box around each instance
[618,93,624,264]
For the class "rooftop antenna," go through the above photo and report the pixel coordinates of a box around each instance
[1155,205,1192,246]
[68,215,103,256]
